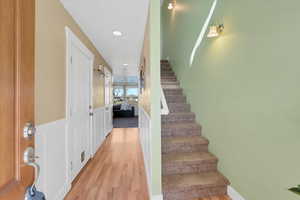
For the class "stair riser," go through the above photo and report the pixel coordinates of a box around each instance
[168,104,191,113]
[162,127,200,137]
[161,77,177,82]
[162,162,217,175]
[162,143,208,154]
[162,82,180,86]
[166,97,186,103]
[161,68,173,72]
[162,115,195,123]
[163,186,227,200]
[161,73,175,77]
[163,89,183,96]
[161,76,176,79]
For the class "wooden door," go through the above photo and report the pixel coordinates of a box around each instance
[0,0,35,199]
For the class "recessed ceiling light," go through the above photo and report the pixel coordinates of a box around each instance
[113,30,122,36]
[123,64,129,66]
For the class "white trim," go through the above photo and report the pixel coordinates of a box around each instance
[160,86,169,115]
[138,106,152,196]
[228,186,246,200]
[65,26,95,184]
[152,194,163,200]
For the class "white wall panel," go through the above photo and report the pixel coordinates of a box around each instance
[35,119,70,200]
[92,107,105,156]
[139,107,152,194]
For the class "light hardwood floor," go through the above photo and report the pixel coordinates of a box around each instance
[65,128,149,200]
[65,128,231,200]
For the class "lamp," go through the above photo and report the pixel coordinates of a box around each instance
[207,24,224,38]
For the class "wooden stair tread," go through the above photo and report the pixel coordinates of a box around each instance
[163,171,229,191]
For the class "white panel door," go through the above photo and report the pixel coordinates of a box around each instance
[69,43,91,180]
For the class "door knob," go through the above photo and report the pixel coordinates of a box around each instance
[23,122,36,138]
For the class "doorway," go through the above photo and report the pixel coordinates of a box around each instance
[112,76,139,128]
[65,27,94,182]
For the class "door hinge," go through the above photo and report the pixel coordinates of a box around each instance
[70,161,73,171]
[70,56,73,64]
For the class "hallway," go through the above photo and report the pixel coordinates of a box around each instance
[65,128,149,200]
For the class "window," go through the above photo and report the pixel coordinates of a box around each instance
[126,87,138,97]
[113,86,124,97]
[113,86,138,104]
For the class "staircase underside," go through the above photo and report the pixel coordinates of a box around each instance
[161,60,230,200]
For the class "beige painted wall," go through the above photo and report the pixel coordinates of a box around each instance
[35,0,111,125]
[139,18,151,115]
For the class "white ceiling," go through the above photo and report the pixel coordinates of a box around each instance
[61,0,150,77]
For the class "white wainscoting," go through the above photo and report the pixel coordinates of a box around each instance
[104,105,113,137]
[92,107,105,156]
[228,186,246,200]
[35,119,70,200]
[35,108,107,200]
[139,107,152,195]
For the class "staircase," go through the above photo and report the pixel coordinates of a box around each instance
[161,60,230,200]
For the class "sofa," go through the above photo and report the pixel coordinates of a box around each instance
[113,104,135,118]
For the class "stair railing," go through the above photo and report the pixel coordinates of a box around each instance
[160,85,169,115]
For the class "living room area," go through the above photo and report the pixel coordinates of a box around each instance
[113,76,139,128]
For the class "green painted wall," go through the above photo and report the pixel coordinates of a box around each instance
[150,0,162,196]
[162,0,300,199]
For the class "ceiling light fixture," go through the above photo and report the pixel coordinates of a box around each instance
[168,2,174,10]
[113,30,123,37]
[207,24,224,38]
[123,64,129,66]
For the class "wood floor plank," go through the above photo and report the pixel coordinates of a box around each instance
[65,128,149,200]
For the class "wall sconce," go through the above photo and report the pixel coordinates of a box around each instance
[94,65,105,77]
[207,24,224,38]
[168,2,174,10]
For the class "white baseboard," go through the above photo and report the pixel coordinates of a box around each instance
[152,194,163,200]
[54,183,71,200]
[228,186,246,200]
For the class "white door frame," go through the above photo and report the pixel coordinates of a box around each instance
[65,27,94,183]
[104,68,113,136]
